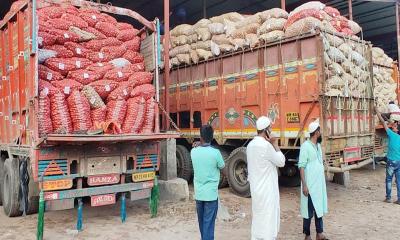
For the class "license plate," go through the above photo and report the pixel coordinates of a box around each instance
[87,174,120,186]
[42,179,73,191]
[132,172,155,182]
[91,194,116,207]
[87,156,120,175]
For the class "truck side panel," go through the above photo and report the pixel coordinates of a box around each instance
[0,5,34,147]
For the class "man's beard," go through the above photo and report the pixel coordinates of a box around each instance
[317,136,322,143]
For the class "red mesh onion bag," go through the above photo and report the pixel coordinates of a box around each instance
[100,45,126,59]
[61,13,88,29]
[82,27,107,39]
[91,105,107,124]
[122,37,141,52]
[52,79,83,96]
[45,45,74,58]
[126,62,145,73]
[64,42,93,58]
[116,22,134,31]
[107,82,133,101]
[142,97,156,134]
[117,29,139,42]
[50,91,73,133]
[38,64,63,81]
[67,90,92,132]
[45,57,93,75]
[123,50,144,64]
[104,66,135,82]
[39,79,58,95]
[127,72,153,87]
[46,18,73,30]
[122,97,146,134]
[38,32,56,47]
[285,9,324,29]
[38,91,53,136]
[78,12,104,27]
[86,62,114,78]
[87,51,114,63]
[37,6,63,19]
[67,69,101,85]
[106,99,128,127]
[131,84,156,100]
[95,22,118,38]
[324,6,340,18]
[100,13,118,24]
[84,38,122,51]
[50,29,80,45]
[89,80,119,99]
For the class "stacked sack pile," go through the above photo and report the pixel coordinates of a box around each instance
[372,47,397,112]
[36,3,156,136]
[322,33,371,98]
[169,10,290,67]
[169,1,364,67]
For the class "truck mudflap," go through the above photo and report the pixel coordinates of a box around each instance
[44,181,154,201]
[326,157,374,173]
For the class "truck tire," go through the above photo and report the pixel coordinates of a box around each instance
[218,149,229,189]
[176,145,193,183]
[227,147,251,197]
[0,154,5,206]
[2,158,22,217]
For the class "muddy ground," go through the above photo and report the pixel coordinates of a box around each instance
[0,164,399,240]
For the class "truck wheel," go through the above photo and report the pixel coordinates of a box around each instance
[0,154,5,206]
[227,147,250,197]
[2,158,22,217]
[279,164,301,187]
[218,149,229,189]
[176,145,193,183]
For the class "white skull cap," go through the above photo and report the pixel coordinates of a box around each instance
[308,118,320,134]
[256,116,271,130]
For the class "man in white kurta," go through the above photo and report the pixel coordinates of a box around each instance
[247,116,286,240]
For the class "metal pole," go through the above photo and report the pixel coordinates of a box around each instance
[396,2,400,72]
[164,0,170,131]
[203,0,207,18]
[348,0,353,21]
[281,0,286,11]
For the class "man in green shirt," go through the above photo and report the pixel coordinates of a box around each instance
[191,125,225,240]
[299,119,328,240]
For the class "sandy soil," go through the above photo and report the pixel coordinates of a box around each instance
[0,164,399,240]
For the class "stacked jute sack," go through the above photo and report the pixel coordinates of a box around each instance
[322,33,371,98]
[372,47,397,113]
[169,9,289,67]
[169,1,364,67]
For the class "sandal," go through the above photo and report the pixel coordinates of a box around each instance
[316,234,329,240]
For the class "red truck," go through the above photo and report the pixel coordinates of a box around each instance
[0,0,175,218]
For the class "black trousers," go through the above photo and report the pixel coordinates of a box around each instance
[303,195,323,236]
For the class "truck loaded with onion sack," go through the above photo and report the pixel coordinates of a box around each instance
[163,1,381,197]
[0,0,177,220]
[372,47,399,159]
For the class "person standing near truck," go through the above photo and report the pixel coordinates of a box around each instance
[246,116,285,240]
[191,125,225,240]
[376,107,400,204]
[299,119,328,240]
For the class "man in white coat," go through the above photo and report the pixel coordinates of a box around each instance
[247,116,286,240]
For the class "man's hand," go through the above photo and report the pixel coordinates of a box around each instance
[192,141,201,148]
[267,136,280,152]
[302,185,309,196]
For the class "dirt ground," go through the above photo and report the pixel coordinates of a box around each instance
[0,164,399,240]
